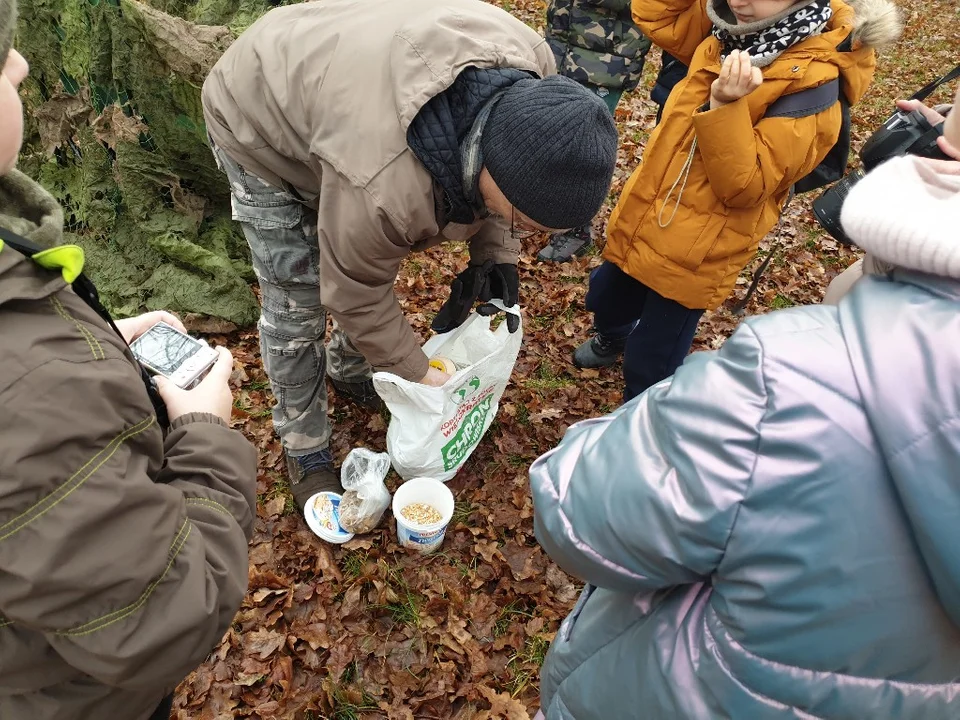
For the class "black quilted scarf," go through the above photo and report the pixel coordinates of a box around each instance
[709,0,832,67]
[407,66,533,225]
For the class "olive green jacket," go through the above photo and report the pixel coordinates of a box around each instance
[0,170,257,720]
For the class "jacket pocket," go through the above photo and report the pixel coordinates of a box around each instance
[560,584,596,643]
[678,211,725,272]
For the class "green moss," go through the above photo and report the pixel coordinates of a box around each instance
[18,0,263,323]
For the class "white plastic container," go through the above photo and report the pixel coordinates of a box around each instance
[304,491,355,544]
[392,478,455,553]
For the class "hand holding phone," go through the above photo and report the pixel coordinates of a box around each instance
[129,320,220,389]
[115,311,187,345]
[155,346,236,423]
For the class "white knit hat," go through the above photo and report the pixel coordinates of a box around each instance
[840,155,960,279]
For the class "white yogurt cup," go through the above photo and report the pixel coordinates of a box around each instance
[392,478,455,553]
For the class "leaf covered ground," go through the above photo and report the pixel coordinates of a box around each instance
[173,1,959,717]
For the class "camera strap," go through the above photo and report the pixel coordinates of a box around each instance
[910,64,960,102]
[0,226,170,428]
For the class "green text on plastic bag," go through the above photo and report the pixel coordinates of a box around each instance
[441,394,494,471]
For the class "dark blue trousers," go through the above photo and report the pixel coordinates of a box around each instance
[585,261,704,402]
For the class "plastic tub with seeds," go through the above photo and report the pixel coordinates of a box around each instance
[392,477,455,553]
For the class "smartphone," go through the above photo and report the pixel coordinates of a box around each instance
[129,321,220,389]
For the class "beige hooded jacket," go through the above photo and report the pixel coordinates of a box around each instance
[202,0,556,381]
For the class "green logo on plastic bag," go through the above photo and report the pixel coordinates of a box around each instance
[441,394,493,471]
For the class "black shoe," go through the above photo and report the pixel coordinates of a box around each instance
[286,448,343,509]
[537,224,594,262]
[330,377,385,412]
[572,333,627,369]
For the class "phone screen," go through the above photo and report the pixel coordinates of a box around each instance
[132,324,203,375]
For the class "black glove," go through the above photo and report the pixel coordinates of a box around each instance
[431,260,495,333]
[477,263,520,333]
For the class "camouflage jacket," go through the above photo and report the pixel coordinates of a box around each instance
[546,0,652,92]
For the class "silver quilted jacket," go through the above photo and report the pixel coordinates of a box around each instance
[532,270,960,719]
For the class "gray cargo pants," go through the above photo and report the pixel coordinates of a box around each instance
[210,141,372,456]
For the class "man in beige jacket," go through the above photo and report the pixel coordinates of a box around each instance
[202,0,619,504]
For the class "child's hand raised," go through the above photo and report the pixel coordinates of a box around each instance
[710,50,763,109]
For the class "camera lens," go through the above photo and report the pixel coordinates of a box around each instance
[813,169,864,247]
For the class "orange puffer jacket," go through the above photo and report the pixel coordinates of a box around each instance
[604,0,900,310]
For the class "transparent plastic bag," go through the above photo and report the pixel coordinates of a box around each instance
[337,448,392,534]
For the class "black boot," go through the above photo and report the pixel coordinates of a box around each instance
[537,224,594,262]
[330,377,386,412]
[286,448,343,510]
[572,333,627,369]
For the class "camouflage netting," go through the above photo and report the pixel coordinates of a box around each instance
[17,0,279,324]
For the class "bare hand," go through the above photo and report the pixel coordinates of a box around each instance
[156,346,235,423]
[896,96,960,161]
[711,50,763,109]
[896,98,946,126]
[114,310,186,345]
[419,366,451,387]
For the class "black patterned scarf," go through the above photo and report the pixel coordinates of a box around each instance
[708,0,833,68]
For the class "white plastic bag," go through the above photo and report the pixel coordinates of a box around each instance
[337,448,391,534]
[373,302,522,482]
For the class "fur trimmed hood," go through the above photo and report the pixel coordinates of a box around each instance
[812,0,904,106]
[846,0,902,49]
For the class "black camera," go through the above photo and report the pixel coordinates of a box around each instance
[813,108,949,246]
